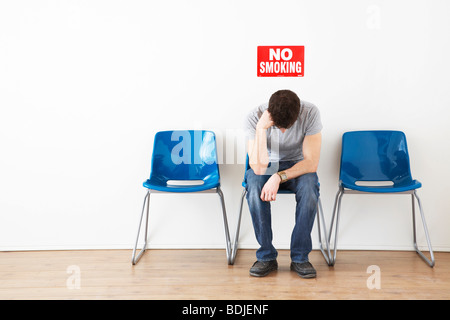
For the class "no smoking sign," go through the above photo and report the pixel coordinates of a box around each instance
[257,46,304,77]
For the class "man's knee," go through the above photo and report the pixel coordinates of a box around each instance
[294,173,319,200]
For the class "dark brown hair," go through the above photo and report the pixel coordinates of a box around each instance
[268,90,300,129]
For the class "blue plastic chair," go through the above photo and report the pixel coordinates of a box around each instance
[328,130,434,267]
[132,130,232,265]
[231,155,332,266]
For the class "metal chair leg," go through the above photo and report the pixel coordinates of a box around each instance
[412,191,435,267]
[230,188,247,265]
[132,188,231,265]
[131,190,151,265]
[328,188,435,268]
[217,187,232,265]
[328,187,344,266]
[317,198,332,266]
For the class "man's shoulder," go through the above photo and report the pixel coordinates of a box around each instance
[245,103,268,131]
[301,100,319,111]
[300,100,320,120]
[247,102,268,119]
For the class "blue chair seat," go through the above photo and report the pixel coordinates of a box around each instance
[341,179,422,193]
[143,178,220,193]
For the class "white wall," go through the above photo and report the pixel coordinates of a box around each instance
[1,0,449,252]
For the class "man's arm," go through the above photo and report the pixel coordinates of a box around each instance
[260,132,322,202]
[283,132,322,180]
[248,110,273,175]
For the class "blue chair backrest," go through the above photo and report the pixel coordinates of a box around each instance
[340,130,413,186]
[150,130,220,183]
[242,155,250,187]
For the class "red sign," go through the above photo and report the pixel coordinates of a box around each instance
[257,46,304,77]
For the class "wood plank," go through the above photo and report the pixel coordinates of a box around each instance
[0,249,449,299]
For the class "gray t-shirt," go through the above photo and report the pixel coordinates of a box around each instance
[245,100,322,162]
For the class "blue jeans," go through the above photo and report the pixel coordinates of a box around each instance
[245,161,319,263]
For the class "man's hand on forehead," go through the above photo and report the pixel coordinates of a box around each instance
[256,110,274,130]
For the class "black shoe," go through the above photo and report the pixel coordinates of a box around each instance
[249,260,278,277]
[290,261,317,279]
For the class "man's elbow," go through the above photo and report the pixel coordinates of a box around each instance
[253,169,266,175]
[306,159,319,173]
[250,163,269,175]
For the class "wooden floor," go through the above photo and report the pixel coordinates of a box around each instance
[0,249,449,300]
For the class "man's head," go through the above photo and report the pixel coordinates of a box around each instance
[268,89,300,130]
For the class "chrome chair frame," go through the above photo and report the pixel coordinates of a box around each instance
[132,187,232,265]
[328,186,435,267]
